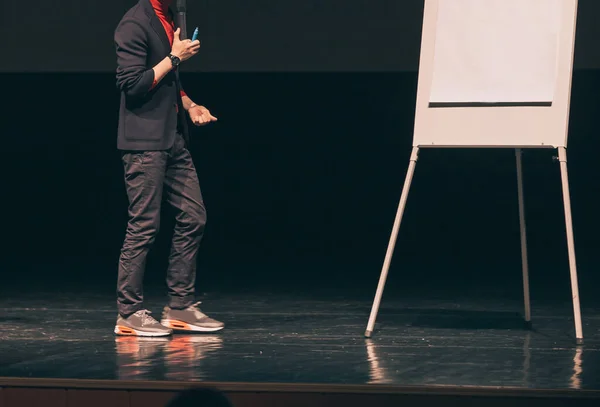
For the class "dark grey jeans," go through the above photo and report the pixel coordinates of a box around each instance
[117,133,206,317]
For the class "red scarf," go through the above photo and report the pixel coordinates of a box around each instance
[149,0,187,98]
[150,0,175,46]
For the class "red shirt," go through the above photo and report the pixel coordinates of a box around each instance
[150,0,187,98]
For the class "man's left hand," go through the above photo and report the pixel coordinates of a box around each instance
[188,105,218,126]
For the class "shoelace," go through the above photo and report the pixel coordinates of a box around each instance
[134,309,159,326]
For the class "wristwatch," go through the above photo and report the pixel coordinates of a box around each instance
[168,54,181,68]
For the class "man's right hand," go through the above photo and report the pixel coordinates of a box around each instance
[170,28,200,62]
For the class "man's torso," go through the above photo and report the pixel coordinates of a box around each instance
[115,0,187,151]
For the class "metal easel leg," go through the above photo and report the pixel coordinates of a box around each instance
[365,147,420,338]
[557,147,584,344]
[515,148,532,328]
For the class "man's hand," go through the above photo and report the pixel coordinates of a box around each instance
[188,105,218,126]
[171,28,200,62]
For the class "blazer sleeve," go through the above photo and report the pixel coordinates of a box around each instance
[114,19,155,98]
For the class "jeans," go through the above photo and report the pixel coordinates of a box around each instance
[117,133,206,317]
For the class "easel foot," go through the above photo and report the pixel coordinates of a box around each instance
[524,320,532,330]
[576,338,584,346]
[364,330,373,338]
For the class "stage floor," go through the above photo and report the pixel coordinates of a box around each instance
[1,286,599,390]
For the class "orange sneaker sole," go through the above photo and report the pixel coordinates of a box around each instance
[114,325,172,337]
[161,319,224,332]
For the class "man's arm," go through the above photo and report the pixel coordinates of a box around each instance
[181,93,195,111]
[151,58,175,89]
[116,22,198,98]
[115,19,171,98]
[181,92,218,125]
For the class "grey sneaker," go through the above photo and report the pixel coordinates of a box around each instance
[161,302,224,333]
[114,309,173,337]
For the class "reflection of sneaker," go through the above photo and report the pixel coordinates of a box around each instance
[161,302,224,332]
[164,335,224,380]
[167,335,223,359]
[114,310,173,337]
[115,337,170,380]
[115,336,171,357]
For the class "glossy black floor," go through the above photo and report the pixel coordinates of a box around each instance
[0,280,599,391]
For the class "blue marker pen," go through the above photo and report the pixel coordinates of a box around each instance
[191,27,199,42]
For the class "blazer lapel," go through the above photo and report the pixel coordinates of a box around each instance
[140,0,171,54]
[149,13,171,54]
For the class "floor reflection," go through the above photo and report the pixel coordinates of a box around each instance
[164,335,223,381]
[365,339,393,384]
[114,335,223,381]
[571,346,583,390]
[115,336,170,380]
[364,332,587,389]
[522,332,531,387]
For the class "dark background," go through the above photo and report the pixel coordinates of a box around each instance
[1,1,598,311]
[3,0,600,72]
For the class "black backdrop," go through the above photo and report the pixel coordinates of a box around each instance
[3,0,600,72]
[1,1,599,308]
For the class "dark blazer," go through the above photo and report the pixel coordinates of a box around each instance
[114,0,188,151]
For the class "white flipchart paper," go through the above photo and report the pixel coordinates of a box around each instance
[429,0,562,104]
